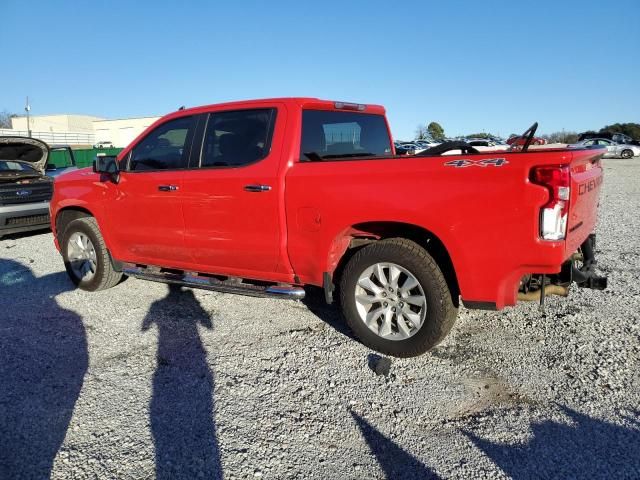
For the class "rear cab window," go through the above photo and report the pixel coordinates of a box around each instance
[300,110,392,161]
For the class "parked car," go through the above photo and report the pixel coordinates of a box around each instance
[395,142,419,154]
[94,141,114,149]
[507,135,547,146]
[413,140,440,153]
[394,144,415,155]
[0,137,54,238]
[414,139,440,148]
[466,138,497,147]
[578,131,639,146]
[465,138,510,152]
[46,145,78,178]
[50,98,606,357]
[571,138,639,159]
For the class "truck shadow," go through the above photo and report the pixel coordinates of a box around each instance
[141,284,223,480]
[350,411,441,479]
[0,258,88,479]
[301,286,358,341]
[464,405,640,478]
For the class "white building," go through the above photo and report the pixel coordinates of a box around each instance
[11,114,104,133]
[2,113,161,147]
[93,116,160,148]
[4,114,105,145]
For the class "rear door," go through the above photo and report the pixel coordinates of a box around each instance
[181,106,284,277]
[596,139,616,156]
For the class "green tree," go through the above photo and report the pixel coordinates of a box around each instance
[465,132,496,139]
[427,122,445,140]
[541,131,579,144]
[599,123,640,140]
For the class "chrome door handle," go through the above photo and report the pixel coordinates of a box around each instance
[244,184,272,192]
[158,185,179,192]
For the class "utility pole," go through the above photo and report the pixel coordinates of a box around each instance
[25,96,31,137]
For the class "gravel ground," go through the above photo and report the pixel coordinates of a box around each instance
[1,159,639,479]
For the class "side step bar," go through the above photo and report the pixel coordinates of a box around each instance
[122,264,305,300]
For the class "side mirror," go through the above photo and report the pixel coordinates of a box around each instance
[93,155,120,182]
[94,155,118,174]
[45,163,57,171]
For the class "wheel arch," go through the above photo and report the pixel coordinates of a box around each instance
[56,206,123,273]
[327,221,460,306]
[55,206,95,242]
[621,148,634,158]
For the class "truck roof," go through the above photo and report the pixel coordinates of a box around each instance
[173,97,386,117]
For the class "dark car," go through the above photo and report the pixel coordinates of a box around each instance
[0,137,54,238]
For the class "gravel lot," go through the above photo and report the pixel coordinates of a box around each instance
[1,159,639,479]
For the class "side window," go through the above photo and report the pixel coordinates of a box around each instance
[583,140,595,146]
[200,109,276,168]
[129,116,195,171]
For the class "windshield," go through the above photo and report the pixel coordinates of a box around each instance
[300,110,392,161]
[0,160,39,172]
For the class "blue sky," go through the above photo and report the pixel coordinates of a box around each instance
[2,0,638,139]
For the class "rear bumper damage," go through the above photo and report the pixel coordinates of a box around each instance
[518,233,607,304]
[570,234,607,290]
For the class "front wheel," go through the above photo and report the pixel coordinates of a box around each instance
[339,238,458,357]
[62,217,123,291]
[621,149,634,159]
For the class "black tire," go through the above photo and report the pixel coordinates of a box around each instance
[339,238,458,357]
[61,217,123,291]
[621,149,633,159]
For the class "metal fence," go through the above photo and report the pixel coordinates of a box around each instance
[0,129,95,145]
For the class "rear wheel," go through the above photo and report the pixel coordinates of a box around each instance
[62,217,123,291]
[339,238,458,357]
[621,149,634,159]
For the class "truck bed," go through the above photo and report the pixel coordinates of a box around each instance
[284,147,604,309]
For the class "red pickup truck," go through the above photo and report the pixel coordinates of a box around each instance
[50,98,607,357]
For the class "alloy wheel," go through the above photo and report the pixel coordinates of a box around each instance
[354,262,427,341]
[67,232,98,282]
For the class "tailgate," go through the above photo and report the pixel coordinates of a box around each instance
[566,148,604,254]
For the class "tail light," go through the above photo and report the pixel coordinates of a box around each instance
[530,165,571,240]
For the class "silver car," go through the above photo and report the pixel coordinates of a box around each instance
[574,138,640,158]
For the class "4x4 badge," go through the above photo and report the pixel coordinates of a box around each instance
[444,158,509,168]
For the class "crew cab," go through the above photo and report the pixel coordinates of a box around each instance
[50,98,607,357]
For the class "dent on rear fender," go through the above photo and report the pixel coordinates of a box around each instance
[326,233,354,275]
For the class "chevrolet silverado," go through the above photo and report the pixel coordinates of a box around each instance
[50,98,607,357]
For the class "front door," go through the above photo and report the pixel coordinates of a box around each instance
[108,115,196,267]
